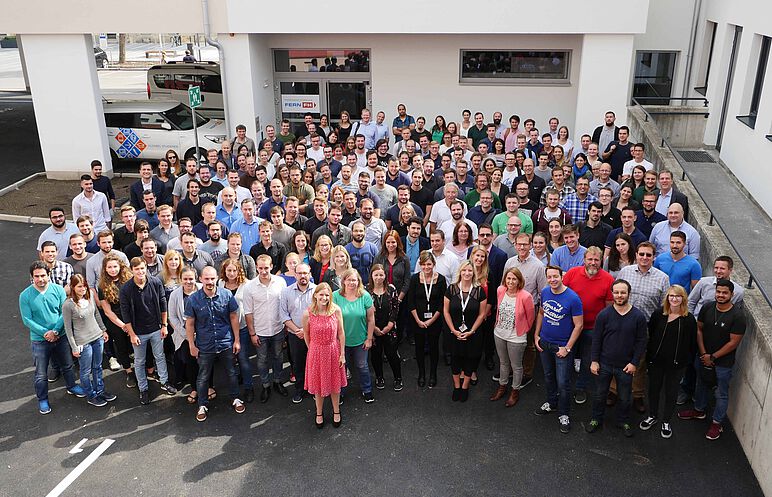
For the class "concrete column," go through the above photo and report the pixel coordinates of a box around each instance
[21,33,111,178]
[574,34,635,138]
[16,35,30,92]
[218,33,275,144]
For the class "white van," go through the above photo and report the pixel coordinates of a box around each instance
[103,101,227,164]
[147,62,224,118]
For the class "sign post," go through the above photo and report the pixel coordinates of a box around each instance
[188,86,202,164]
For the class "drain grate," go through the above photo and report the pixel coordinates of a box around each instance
[679,150,716,163]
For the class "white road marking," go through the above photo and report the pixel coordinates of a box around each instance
[46,439,115,497]
[250,415,274,429]
[69,438,88,454]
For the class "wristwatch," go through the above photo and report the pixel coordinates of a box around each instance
[565,346,571,352]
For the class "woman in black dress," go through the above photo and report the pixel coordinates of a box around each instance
[368,264,403,392]
[406,251,447,388]
[443,260,488,402]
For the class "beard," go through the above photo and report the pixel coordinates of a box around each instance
[585,267,598,277]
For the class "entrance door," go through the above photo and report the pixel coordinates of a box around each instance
[326,81,369,125]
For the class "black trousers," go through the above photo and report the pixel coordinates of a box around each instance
[648,363,685,423]
[371,333,402,380]
[413,321,441,378]
[287,333,307,393]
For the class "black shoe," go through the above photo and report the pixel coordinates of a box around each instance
[101,391,117,402]
[148,370,160,383]
[620,423,635,438]
[393,379,403,392]
[315,414,325,429]
[470,375,478,386]
[585,419,603,433]
[452,387,461,401]
[520,375,533,388]
[485,358,495,371]
[292,390,303,404]
[273,382,288,397]
[363,392,375,403]
[332,411,342,428]
[244,387,255,403]
[260,386,271,403]
[47,369,61,383]
[139,390,150,405]
[125,372,137,388]
[460,388,469,402]
[417,375,426,388]
[160,383,177,396]
[428,375,437,388]
[375,377,386,390]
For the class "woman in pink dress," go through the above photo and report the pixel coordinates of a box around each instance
[303,283,347,428]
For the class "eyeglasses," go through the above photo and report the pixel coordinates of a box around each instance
[479,233,492,237]
[637,252,654,257]
[50,214,65,219]
[668,295,683,299]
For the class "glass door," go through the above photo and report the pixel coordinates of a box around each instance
[277,81,321,128]
[326,81,370,124]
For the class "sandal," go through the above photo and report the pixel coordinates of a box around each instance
[315,413,325,429]
[208,389,217,401]
[186,391,198,404]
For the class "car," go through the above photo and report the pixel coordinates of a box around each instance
[147,61,223,118]
[103,100,227,166]
[94,47,109,69]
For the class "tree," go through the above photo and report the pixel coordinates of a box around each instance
[118,33,126,64]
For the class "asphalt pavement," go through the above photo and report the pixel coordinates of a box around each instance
[0,219,763,497]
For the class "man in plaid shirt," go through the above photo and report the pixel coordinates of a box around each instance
[39,241,73,289]
[560,177,597,224]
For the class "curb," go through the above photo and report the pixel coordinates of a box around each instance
[0,171,45,197]
[0,213,49,225]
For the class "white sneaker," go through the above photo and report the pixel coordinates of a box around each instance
[639,416,657,431]
[661,422,673,439]
[574,359,581,373]
[108,357,121,371]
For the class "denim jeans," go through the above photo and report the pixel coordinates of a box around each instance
[78,337,105,399]
[539,340,574,416]
[694,356,734,424]
[256,333,285,387]
[31,338,77,401]
[133,330,168,392]
[196,349,239,407]
[237,327,254,389]
[574,330,594,392]
[345,345,372,395]
[287,332,307,393]
[591,363,633,424]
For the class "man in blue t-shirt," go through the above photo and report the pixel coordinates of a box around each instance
[534,265,584,434]
[346,221,378,285]
[653,231,702,292]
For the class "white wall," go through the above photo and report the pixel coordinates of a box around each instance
[263,34,592,136]
[21,34,112,178]
[698,0,772,215]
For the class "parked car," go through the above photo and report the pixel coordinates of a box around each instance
[103,100,227,165]
[94,47,109,69]
[147,61,224,118]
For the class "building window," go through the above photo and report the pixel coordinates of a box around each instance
[632,51,678,105]
[459,50,570,84]
[273,50,370,73]
[737,35,770,129]
[694,21,717,95]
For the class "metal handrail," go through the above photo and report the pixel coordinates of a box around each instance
[634,96,709,106]
[631,98,771,307]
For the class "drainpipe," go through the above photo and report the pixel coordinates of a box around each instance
[201,0,230,135]
[682,0,702,102]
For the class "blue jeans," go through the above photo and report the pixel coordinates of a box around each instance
[197,348,239,407]
[694,356,734,424]
[78,338,105,399]
[539,340,574,416]
[31,338,77,401]
[345,344,372,395]
[256,333,284,387]
[591,363,633,424]
[237,327,253,389]
[133,330,168,392]
[574,331,594,392]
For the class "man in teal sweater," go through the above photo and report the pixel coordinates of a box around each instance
[19,261,85,414]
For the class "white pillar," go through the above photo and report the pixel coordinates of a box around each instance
[574,34,635,137]
[21,33,111,178]
[17,35,30,92]
[218,33,275,144]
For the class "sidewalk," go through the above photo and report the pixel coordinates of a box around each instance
[675,148,772,297]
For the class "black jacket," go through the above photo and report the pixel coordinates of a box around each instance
[647,308,697,368]
[592,125,620,146]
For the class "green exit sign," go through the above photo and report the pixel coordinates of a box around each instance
[188,85,202,108]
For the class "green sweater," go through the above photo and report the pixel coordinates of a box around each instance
[19,284,67,342]
[491,211,534,235]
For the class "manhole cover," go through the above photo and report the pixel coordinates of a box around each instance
[679,150,716,163]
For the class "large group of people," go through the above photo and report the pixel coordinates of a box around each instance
[22,106,746,440]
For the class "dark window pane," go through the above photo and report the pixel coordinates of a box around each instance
[274,50,370,72]
[460,50,569,80]
[105,113,137,128]
[328,82,367,121]
[633,51,677,105]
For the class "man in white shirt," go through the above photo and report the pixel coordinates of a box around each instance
[438,201,478,247]
[621,143,654,181]
[72,175,111,233]
[428,184,467,234]
[244,254,288,403]
[415,230,460,282]
[306,133,326,163]
[352,109,378,150]
[219,170,251,205]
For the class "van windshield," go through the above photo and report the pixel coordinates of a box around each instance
[163,104,209,130]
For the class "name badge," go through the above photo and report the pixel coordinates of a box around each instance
[458,323,468,332]
[423,312,433,319]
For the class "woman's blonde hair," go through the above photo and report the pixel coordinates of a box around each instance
[662,284,689,317]
[161,250,183,285]
[330,245,352,271]
[310,282,338,316]
[469,246,489,286]
[453,260,479,287]
[338,268,365,298]
[312,234,333,262]
[97,254,132,304]
[219,258,246,286]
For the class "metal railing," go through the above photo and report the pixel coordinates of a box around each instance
[631,98,770,306]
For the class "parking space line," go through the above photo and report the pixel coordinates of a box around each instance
[46,439,115,497]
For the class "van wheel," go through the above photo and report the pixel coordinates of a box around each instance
[184,147,207,163]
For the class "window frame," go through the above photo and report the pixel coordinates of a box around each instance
[458,49,572,86]
[737,35,770,129]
